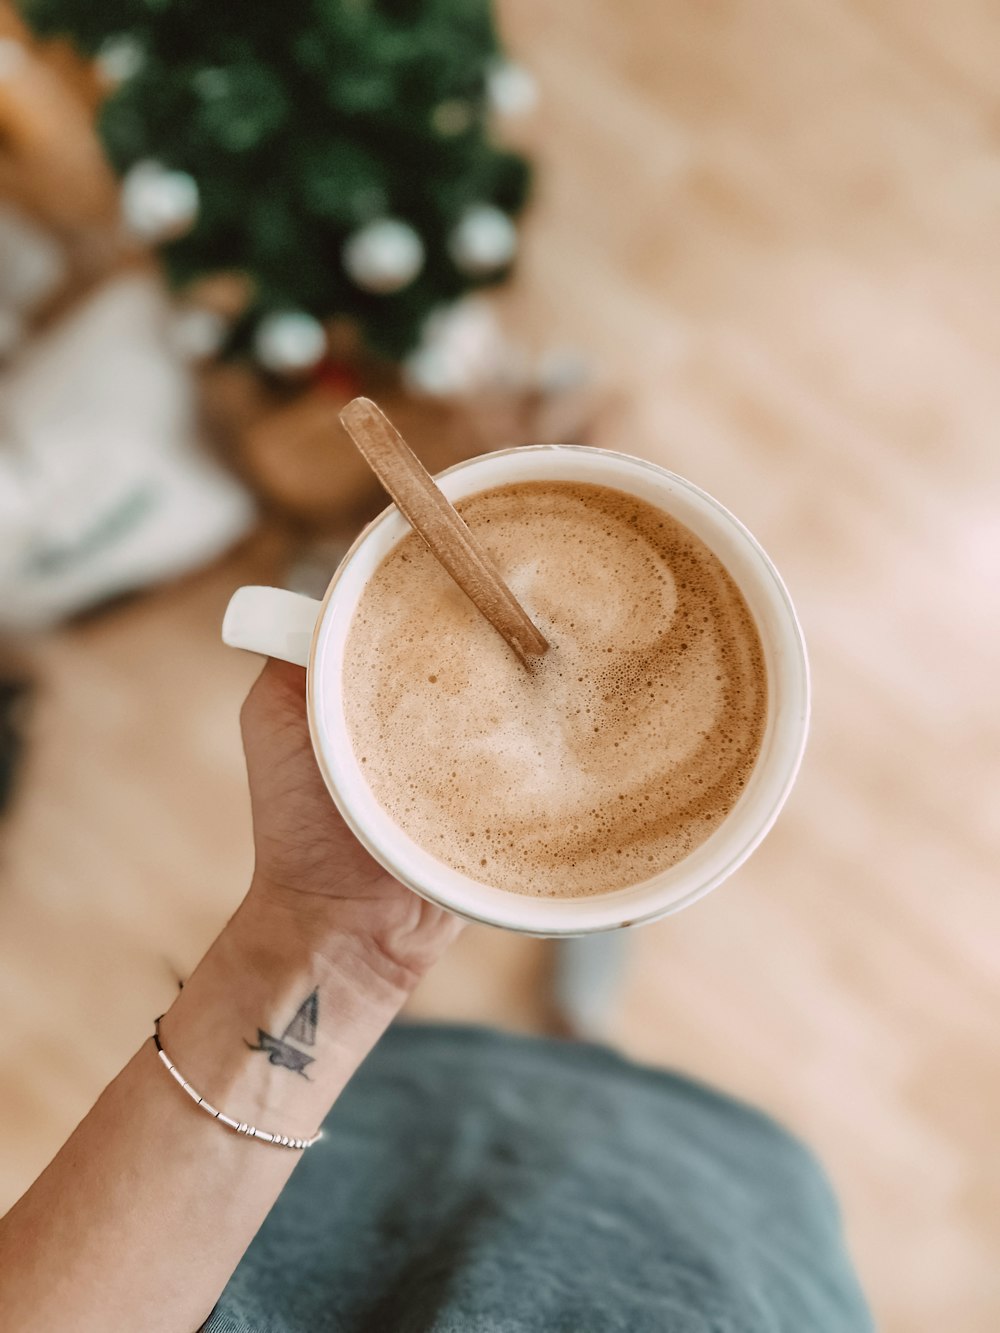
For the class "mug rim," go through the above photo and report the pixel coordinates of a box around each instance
[304,444,810,935]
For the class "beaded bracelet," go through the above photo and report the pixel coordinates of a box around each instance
[152,1017,322,1151]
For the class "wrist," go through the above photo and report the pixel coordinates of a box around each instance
[157,889,414,1139]
[239,880,426,1000]
[245,871,458,991]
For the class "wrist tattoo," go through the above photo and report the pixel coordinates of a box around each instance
[246,988,319,1078]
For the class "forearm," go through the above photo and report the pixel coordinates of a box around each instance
[0,887,416,1333]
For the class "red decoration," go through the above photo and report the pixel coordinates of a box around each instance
[313,359,363,400]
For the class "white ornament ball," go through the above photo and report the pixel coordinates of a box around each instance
[448,205,517,276]
[403,298,507,397]
[486,61,539,118]
[402,345,465,398]
[342,218,424,294]
[122,160,199,243]
[169,307,229,363]
[96,35,145,84]
[253,311,327,376]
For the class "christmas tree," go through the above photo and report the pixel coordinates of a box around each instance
[18,0,533,370]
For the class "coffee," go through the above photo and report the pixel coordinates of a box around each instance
[343,480,767,898]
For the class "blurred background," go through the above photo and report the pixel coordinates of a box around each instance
[0,2,997,1329]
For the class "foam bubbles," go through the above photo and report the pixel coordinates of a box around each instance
[343,481,767,897]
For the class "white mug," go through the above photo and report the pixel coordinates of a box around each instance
[223,445,809,935]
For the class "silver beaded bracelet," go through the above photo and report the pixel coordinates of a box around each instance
[152,1017,322,1151]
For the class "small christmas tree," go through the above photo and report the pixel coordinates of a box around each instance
[18,0,532,371]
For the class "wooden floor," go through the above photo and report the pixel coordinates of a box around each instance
[2,2,999,1329]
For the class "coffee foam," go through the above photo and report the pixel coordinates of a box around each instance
[343,481,767,897]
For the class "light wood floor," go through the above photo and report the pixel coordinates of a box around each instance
[2,2,999,1329]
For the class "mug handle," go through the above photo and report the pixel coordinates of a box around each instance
[222,586,322,668]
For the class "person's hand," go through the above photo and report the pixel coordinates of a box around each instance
[239,658,462,984]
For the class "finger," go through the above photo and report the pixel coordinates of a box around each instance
[240,657,308,747]
[259,656,307,700]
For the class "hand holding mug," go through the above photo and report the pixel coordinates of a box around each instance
[242,658,462,982]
